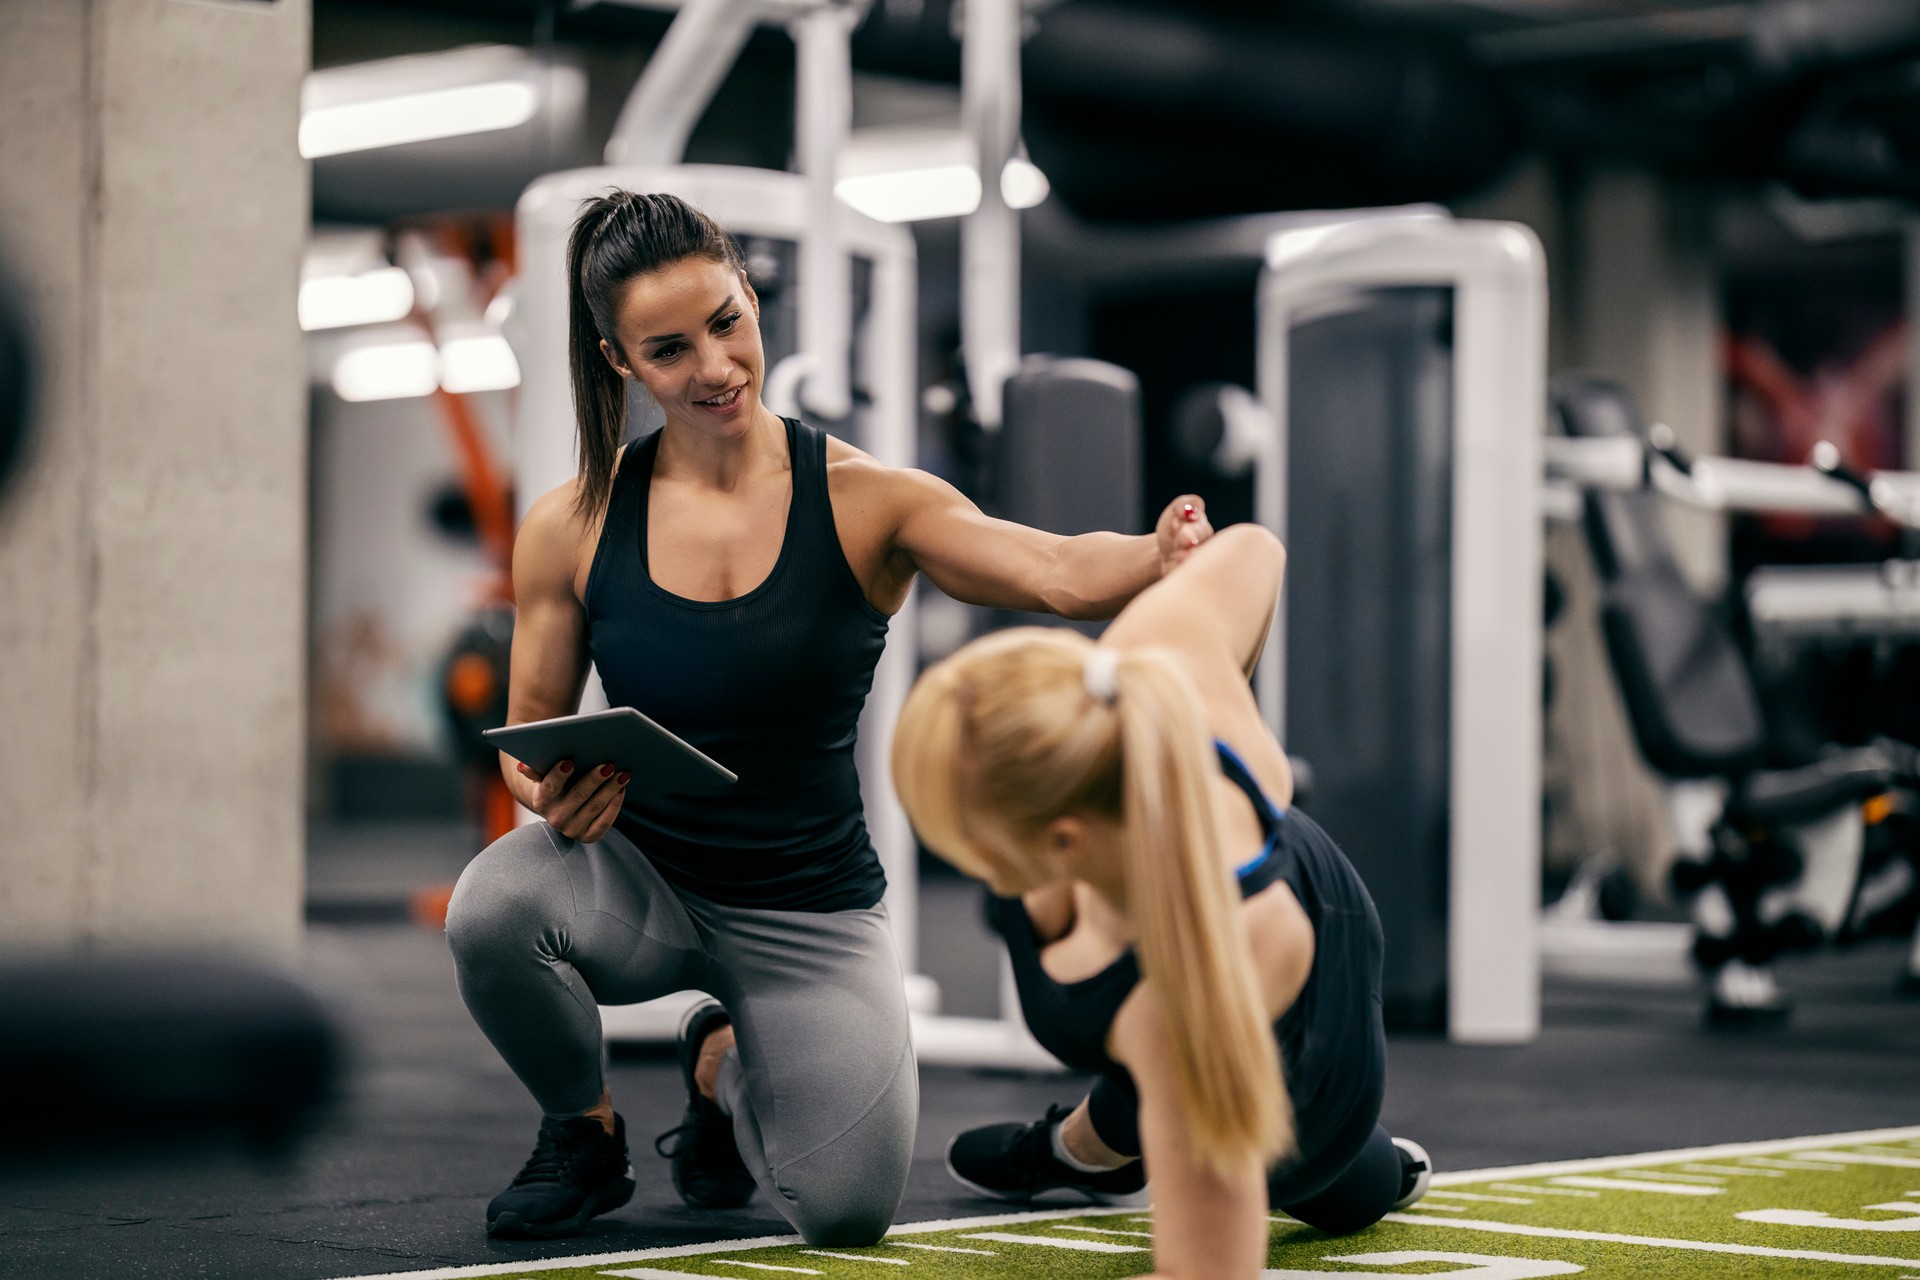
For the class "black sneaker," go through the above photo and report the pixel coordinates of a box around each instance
[486,1113,634,1238]
[653,998,756,1209]
[946,1104,1147,1204]
[1391,1137,1432,1211]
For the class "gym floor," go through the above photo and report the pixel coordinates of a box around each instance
[6,821,1917,1280]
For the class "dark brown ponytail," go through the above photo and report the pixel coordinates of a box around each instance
[565,190,743,520]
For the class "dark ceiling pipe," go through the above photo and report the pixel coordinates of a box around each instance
[1018,3,1521,221]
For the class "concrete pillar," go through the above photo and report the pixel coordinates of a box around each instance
[1573,167,1726,595]
[1458,161,1725,898]
[0,1,311,955]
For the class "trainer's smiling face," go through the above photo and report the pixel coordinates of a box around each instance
[601,256,767,438]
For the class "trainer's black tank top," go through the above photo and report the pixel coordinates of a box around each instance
[988,743,1385,1177]
[583,417,890,912]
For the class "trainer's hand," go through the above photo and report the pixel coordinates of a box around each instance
[514,758,630,843]
[1153,494,1214,575]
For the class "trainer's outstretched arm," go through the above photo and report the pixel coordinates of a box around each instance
[889,466,1215,620]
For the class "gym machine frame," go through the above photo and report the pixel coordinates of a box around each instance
[1255,213,1549,1045]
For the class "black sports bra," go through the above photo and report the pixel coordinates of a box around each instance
[985,741,1293,1077]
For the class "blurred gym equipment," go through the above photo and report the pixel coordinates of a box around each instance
[0,955,339,1160]
[1550,376,1920,1024]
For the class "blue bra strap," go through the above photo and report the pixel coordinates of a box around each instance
[1213,740,1285,879]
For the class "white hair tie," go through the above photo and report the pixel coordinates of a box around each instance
[1083,649,1121,705]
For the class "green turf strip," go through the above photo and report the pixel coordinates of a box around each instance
[341,1126,1920,1280]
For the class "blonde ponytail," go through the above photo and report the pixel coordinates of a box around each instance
[892,628,1294,1177]
[1110,652,1293,1176]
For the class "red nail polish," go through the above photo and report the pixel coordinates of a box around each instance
[558,761,573,774]
[1181,503,1197,522]
[616,772,631,785]
[599,764,615,777]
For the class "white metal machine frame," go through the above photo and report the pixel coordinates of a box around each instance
[1255,214,1549,1044]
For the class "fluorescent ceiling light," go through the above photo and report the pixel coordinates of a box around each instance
[440,335,521,394]
[835,158,1050,223]
[1001,158,1050,211]
[332,340,439,402]
[299,267,415,331]
[837,128,1051,222]
[838,164,983,223]
[300,81,539,159]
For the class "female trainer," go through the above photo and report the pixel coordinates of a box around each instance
[442,189,1213,1245]
[891,521,1431,1280]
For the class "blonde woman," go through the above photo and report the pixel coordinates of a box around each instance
[892,523,1430,1279]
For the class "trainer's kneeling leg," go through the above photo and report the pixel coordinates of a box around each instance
[704,901,918,1246]
[447,823,700,1115]
[720,1048,916,1245]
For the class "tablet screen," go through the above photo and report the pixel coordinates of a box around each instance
[482,707,736,800]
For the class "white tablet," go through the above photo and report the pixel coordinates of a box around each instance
[482,707,736,800]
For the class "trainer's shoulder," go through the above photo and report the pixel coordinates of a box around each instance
[516,471,605,569]
[823,436,955,514]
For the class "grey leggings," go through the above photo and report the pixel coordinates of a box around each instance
[444,822,918,1246]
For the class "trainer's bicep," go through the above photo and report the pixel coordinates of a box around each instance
[893,469,1058,611]
[506,494,593,723]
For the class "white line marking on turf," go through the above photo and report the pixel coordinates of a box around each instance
[708,1265,825,1276]
[1422,1192,1535,1204]
[960,1232,1148,1253]
[1680,1163,1785,1177]
[1489,1183,1597,1198]
[598,1270,724,1279]
[1800,1150,1920,1169]
[1617,1170,1727,1184]
[322,1206,1148,1280]
[798,1251,912,1265]
[1263,1252,1583,1279]
[1740,1157,1849,1171]
[1547,1176,1722,1195]
[1425,1124,1920,1187]
[1382,1213,1920,1266]
[889,1243,996,1255]
[1055,1224,1156,1238]
[323,1125,1920,1280]
[1741,1203,1920,1231]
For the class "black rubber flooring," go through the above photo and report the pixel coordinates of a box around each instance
[3,833,1916,1280]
